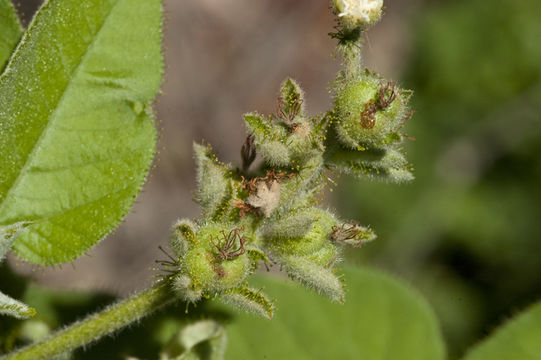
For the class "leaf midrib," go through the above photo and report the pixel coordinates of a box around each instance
[0,0,127,220]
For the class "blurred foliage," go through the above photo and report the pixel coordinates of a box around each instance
[339,0,541,358]
[222,265,445,360]
[0,262,232,359]
[1,265,446,360]
[463,300,541,360]
[0,263,110,355]
[62,300,230,359]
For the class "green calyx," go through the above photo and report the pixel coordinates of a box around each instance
[171,222,253,297]
[323,68,415,183]
[263,207,337,256]
[333,71,412,150]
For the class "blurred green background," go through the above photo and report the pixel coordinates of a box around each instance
[4,0,541,359]
[340,0,541,357]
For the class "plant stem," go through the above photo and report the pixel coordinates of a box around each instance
[343,42,363,81]
[1,281,177,360]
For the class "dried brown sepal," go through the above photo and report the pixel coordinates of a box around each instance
[242,170,295,194]
[265,169,295,183]
[233,199,259,218]
[289,122,301,134]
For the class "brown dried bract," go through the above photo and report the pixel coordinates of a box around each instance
[233,199,258,218]
[242,170,294,194]
[241,176,259,194]
[210,226,246,260]
[288,122,301,134]
[265,169,295,183]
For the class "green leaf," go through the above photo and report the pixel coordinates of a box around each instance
[224,266,446,360]
[1,221,30,262]
[0,0,163,265]
[0,0,22,73]
[462,301,541,360]
[0,291,36,319]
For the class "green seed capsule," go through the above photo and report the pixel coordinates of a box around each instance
[181,223,252,294]
[334,72,411,149]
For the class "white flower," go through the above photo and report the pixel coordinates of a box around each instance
[333,0,383,27]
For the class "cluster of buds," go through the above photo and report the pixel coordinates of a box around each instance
[167,0,411,319]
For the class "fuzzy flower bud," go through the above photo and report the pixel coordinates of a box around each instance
[332,0,384,28]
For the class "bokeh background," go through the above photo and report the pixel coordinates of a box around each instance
[5,0,541,358]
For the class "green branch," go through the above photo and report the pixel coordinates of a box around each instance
[1,282,177,360]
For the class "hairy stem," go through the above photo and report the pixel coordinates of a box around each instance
[342,43,362,81]
[1,281,177,360]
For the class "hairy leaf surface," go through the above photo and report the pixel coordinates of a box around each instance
[0,0,163,264]
[462,301,541,360]
[225,266,446,360]
[0,0,22,73]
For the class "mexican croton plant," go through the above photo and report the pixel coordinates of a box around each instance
[0,0,425,358]
[168,0,414,310]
